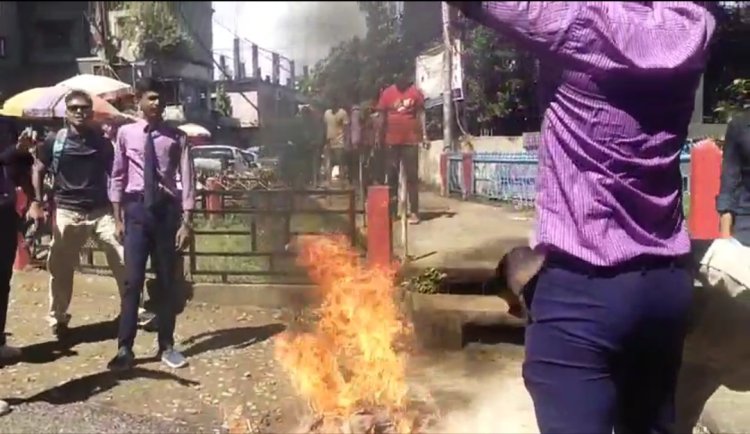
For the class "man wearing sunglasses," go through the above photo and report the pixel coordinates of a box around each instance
[29,90,126,340]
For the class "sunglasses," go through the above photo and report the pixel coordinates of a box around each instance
[67,104,92,112]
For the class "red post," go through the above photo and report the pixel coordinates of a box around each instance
[366,185,392,268]
[205,177,222,222]
[14,188,30,271]
[439,153,448,196]
[461,152,474,200]
[689,139,722,240]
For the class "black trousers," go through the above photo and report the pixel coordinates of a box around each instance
[385,145,419,215]
[118,198,180,350]
[0,205,17,347]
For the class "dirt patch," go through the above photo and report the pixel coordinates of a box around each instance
[1,271,303,432]
[1,271,536,433]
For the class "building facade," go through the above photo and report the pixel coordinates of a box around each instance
[0,1,214,124]
[0,1,92,99]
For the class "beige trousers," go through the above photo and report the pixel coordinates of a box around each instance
[47,207,125,327]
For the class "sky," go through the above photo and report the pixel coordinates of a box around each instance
[212,1,367,82]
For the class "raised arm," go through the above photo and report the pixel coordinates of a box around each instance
[717,119,743,238]
[450,2,716,75]
[178,135,195,221]
[450,2,579,58]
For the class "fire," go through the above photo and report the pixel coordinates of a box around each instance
[275,235,416,432]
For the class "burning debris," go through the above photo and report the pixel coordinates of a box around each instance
[275,236,438,433]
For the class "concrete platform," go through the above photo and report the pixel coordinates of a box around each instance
[395,191,533,275]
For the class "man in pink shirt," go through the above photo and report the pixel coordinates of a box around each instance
[107,78,194,371]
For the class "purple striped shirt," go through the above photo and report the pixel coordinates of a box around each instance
[109,119,195,211]
[460,2,716,265]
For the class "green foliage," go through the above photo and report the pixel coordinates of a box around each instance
[462,23,532,132]
[714,78,750,123]
[117,2,192,59]
[214,84,232,117]
[401,267,447,295]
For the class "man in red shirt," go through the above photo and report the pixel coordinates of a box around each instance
[377,72,427,224]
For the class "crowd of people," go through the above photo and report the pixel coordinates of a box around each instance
[0,78,194,416]
[312,71,430,224]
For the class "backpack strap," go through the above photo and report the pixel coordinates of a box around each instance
[50,128,68,174]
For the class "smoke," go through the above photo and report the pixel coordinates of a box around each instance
[429,375,539,434]
[274,1,367,69]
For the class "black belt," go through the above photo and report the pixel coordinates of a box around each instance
[122,191,178,205]
[545,250,692,278]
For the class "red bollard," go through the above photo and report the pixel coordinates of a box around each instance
[14,188,31,271]
[366,185,392,268]
[689,139,722,240]
[13,233,30,271]
[205,177,222,223]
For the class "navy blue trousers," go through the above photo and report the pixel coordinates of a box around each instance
[523,252,693,434]
[117,198,180,351]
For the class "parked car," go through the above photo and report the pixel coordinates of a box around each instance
[191,145,260,173]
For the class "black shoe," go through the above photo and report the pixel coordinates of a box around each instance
[138,311,159,333]
[52,323,70,340]
[107,347,135,372]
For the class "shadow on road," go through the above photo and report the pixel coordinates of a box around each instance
[6,367,199,406]
[181,323,286,357]
[12,318,119,365]
[418,211,456,222]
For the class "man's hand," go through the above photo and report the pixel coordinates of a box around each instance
[17,128,34,152]
[26,200,45,226]
[421,137,431,150]
[114,220,125,244]
[175,222,192,251]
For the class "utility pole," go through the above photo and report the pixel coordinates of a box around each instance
[441,2,454,151]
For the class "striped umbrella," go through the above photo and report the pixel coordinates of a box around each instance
[56,74,133,101]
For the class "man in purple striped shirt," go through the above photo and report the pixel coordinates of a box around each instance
[453,2,716,433]
[107,78,195,371]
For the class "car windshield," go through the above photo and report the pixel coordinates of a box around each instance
[192,148,233,160]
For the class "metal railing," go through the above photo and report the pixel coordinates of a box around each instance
[448,150,693,209]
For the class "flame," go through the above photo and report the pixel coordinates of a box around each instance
[275,235,413,428]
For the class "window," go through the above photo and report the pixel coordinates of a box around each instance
[240,151,256,165]
[0,37,6,58]
[36,20,73,50]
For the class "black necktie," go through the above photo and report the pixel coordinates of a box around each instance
[143,127,159,208]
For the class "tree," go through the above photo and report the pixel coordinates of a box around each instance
[461,20,537,135]
[115,2,193,59]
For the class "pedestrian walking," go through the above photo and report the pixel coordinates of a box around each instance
[28,90,126,339]
[377,72,428,224]
[0,118,34,416]
[107,78,194,371]
[454,2,717,433]
[323,99,350,184]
